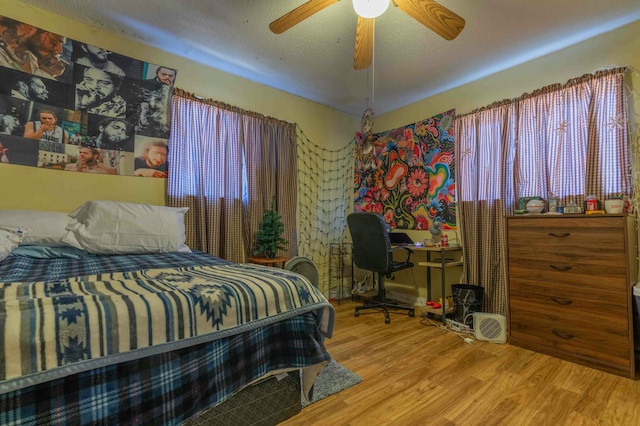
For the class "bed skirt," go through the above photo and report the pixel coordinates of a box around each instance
[184,371,302,426]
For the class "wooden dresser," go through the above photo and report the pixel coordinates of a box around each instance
[506,214,637,378]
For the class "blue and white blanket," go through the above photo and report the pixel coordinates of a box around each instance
[0,253,334,394]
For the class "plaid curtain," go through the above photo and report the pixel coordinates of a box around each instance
[168,89,297,262]
[243,115,298,259]
[454,67,631,317]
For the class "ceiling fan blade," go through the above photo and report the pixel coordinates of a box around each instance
[354,16,374,70]
[394,0,465,40]
[269,0,339,34]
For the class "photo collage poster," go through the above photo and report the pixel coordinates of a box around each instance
[0,16,177,178]
[353,109,457,231]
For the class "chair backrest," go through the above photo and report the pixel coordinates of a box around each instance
[347,212,391,273]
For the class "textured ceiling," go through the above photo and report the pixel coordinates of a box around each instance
[15,0,640,116]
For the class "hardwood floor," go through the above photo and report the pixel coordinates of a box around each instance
[281,300,640,426]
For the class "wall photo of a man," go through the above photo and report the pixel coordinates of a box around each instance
[134,136,168,178]
[0,113,20,136]
[64,145,116,174]
[144,65,177,87]
[72,41,125,76]
[0,17,71,82]
[12,74,49,102]
[122,79,171,139]
[0,95,28,136]
[84,114,133,152]
[70,41,145,79]
[74,65,126,118]
[27,29,72,83]
[0,67,71,108]
[23,106,69,153]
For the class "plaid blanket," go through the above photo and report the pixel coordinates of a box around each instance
[0,312,329,426]
[0,253,334,394]
[0,250,228,283]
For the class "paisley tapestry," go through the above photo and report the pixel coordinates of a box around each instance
[354,109,456,231]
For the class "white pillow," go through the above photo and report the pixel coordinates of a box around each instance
[0,226,27,262]
[62,200,190,254]
[0,210,73,247]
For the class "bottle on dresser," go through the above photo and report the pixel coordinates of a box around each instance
[548,192,557,213]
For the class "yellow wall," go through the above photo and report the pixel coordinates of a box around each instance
[0,164,164,212]
[0,0,359,212]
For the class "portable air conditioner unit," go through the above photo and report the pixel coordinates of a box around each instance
[473,313,507,343]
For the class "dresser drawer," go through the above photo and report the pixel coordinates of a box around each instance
[508,266,629,296]
[507,216,625,250]
[508,244,626,271]
[510,306,631,371]
[509,293,628,331]
[507,216,625,235]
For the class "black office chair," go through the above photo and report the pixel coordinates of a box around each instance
[347,212,415,324]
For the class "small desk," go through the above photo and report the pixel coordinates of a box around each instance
[413,245,463,325]
[247,256,288,268]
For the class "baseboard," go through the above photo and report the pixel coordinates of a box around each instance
[331,289,421,306]
[326,286,357,302]
[386,290,421,306]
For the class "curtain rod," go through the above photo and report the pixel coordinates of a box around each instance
[455,66,628,120]
[173,87,295,127]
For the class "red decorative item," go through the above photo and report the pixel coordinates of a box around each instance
[585,196,598,211]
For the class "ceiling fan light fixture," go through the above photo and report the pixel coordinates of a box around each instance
[352,0,390,19]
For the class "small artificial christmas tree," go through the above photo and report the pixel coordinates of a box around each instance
[253,197,288,258]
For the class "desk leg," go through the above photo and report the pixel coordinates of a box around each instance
[441,252,447,326]
[426,251,432,302]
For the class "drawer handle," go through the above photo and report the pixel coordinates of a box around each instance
[548,232,571,238]
[550,297,573,305]
[552,330,575,340]
[549,264,572,271]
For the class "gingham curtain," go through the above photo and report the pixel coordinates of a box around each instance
[168,89,297,262]
[454,67,631,317]
[242,115,298,259]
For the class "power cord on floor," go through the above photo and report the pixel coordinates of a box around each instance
[419,314,476,344]
[408,268,429,306]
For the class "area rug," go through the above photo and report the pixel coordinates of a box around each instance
[302,359,363,407]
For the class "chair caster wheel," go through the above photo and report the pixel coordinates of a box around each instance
[408,311,415,317]
[354,310,360,317]
[385,317,390,324]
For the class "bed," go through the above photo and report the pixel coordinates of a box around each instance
[0,201,334,425]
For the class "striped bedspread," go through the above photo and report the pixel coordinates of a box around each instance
[0,260,333,393]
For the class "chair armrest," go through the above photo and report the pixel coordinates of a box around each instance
[390,246,413,263]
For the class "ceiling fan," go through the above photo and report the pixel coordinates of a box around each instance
[269,0,465,70]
